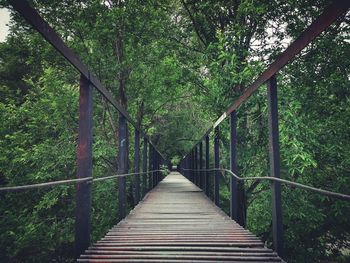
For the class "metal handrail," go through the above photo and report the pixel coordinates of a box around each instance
[182,168,350,201]
[0,169,166,193]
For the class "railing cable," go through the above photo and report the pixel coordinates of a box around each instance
[92,169,164,182]
[182,168,350,201]
[0,169,165,193]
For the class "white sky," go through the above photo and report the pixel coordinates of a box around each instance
[0,8,10,42]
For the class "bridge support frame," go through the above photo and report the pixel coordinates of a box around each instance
[75,74,93,257]
[118,114,128,221]
[199,142,203,189]
[229,112,239,222]
[148,144,153,190]
[142,138,148,196]
[205,135,210,196]
[214,127,220,206]
[194,146,198,186]
[267,75,284,257]
[134,129,140,204]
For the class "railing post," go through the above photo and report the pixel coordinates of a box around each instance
[229,112,239,222]
[267,75,284,257]
[214,127,220,206]
[148,144,153,190]
[155,151,159,185]
[194,146,198,186]
[205,135,210,196]
[186,155,190,179]
[199,142,203,189]
[193,148,196,184]
[75,74,92,257]
[134,129,140,204]
[190,150,194,182]
[118,114,128,221]
[142,138,148,196]
[153,148,157,187]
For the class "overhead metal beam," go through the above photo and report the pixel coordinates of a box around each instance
[214,0,350,128]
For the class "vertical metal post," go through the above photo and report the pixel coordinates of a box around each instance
[193,148,196,184]
[155,151,159,185]
[267,75,284,257]
[214,126,220,207]
[192,149,195,183]
[148,144,153,190]
[118,114,128,221]
[190,150,194,182]
[230,112,239,222]
[152,148,157,187]
[199,142,203,189]
[186,155,190,179]
[159,153,162,182]
[205,135,209,196]
[142,138,148,196]
[75,74,92,257]
[194,146,198,186]
[134,129,140,204]
[182,157,186,177]
[153,147,157,187]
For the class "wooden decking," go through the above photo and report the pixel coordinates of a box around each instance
[78,172,284,262]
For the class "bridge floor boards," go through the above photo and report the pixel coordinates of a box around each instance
[78,172,284,262]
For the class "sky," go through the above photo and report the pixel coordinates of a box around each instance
[0,8,10,42]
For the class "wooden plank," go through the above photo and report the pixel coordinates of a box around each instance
[79,172,283,262]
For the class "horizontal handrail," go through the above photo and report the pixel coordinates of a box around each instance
[182,168,350,201]
[92,169,165,182]
[0,177,93,193]
[0,169,165,193]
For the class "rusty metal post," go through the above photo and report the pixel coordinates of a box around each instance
[75,74,93,257]
[190,150,193,182]
[196,146,199,186]
[186,155,190,179]
[153,147,157,187]
[214,127,220,207]
[229,112,239,222]
[134,129,140,204]
[191,148,196,183]
[267,75,284,257]
[199,141,203,189]
[155,151,159,185]
[142,138,147,196]
[153,148,157,187]
[118,114,128,221]
[205,135,210,196]
[194,146,198,186]
[148,144,153,190]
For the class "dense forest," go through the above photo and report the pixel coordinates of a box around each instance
[0,0,349,262]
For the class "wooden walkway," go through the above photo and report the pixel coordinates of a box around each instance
[78,172,284,262]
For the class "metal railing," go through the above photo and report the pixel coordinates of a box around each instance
[178,0,350,259]
[181,168,350,201]
[6,0,171,257]
[0,169,166,192]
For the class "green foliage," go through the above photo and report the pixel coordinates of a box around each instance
[0,0,349,262]
[0,68,78,262]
